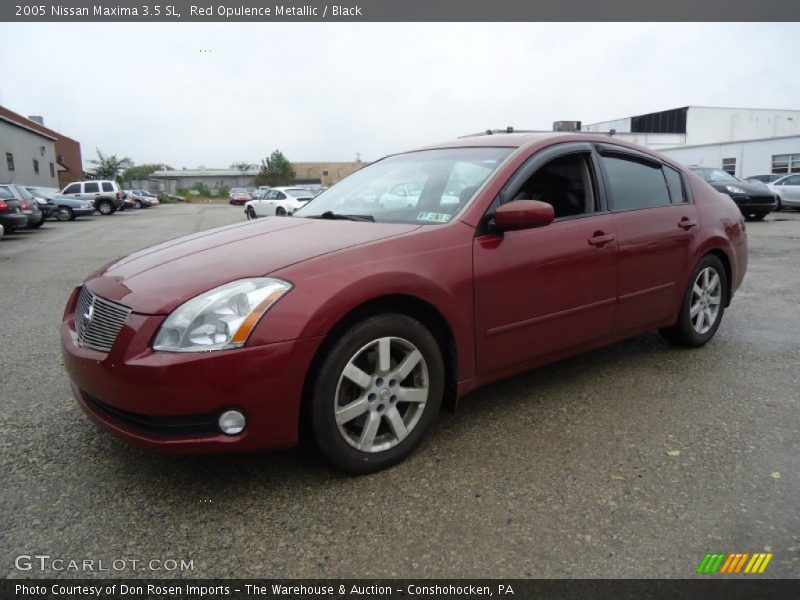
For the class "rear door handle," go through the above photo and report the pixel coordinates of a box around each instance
[678,217,698,230]
[588,232,616,246]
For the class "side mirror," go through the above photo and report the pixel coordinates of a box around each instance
[492,200,554,232]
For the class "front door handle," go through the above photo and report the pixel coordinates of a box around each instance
[678,217,698,230]
[588,232,616,246]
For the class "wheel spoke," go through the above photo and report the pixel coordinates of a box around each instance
[343,363,372,389]
[377,337,392,372]
[335,397,370,425]
[708,272,719,293]
[705,307,715,327]
[385,407,407,440]
[709,295,721,306]
[690,301,702,318]
[397,387,427,404]
[693,283,703,298]
[358,411,381,450]
[393,349,422,381]
[703,268,710,288]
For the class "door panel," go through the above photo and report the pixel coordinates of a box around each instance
[612,204,699,332]
[473,214,618,374]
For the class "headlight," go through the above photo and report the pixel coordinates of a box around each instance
[726,185,747,194]
[153,277,292,352]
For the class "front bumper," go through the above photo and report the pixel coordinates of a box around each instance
[729,194,776,214]
[61,287,323,453]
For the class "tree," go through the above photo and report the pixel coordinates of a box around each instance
[122,163,172,183]
[254,150,295,187]
[230,161,254,175]
[88,148,133,181]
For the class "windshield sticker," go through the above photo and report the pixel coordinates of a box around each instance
[417,212,452,223]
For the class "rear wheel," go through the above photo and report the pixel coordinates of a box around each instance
[310,314,444,474]
[97,200,114,215]
[134,200,143,209]
[275,206,287,216]
[246,206,256,220]
[660,255,727,347]
[56,207,74,221]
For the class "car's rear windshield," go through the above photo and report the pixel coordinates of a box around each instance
[295,147,514,225]
[286,189,313,197]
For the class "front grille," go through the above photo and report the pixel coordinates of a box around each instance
[82,391,220,436]
[75,286,131,352]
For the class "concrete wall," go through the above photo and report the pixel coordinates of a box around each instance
[659,136,800,179]
[0,120,60,188]
[685,107,800,146]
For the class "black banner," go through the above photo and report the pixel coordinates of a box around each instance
[3,580,800,600]
[3,0,800,22]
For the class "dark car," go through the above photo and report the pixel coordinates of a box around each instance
[24,186,57,220]
[690,168,776,221]
[28,187,96,221]
[62,133,747,474]
[0,185,29,233]
[0,184,44,228]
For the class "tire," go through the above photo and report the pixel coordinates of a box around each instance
[134,200,143,209]
[775,196,782,211]
[97,200,114,215]
[30,217,46,229]
[746,213,767,221]
[310,314,444,474]
[659,255,728,348]
[246,207,257,220]
[275,206,287,216]
[56,207,74,222]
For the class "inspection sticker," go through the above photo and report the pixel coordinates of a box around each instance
[417,212,452,223]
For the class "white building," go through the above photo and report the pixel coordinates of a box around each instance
[0,113,61,188]
[582,106,800,177]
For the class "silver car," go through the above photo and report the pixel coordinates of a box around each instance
[768,174,800,210]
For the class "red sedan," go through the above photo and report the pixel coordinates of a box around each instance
[62,133,747,473]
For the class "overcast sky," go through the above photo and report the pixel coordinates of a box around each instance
[1,22,797,169]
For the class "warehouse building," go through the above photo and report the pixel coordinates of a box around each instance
[0,111,60,188]
[582,106,800,178]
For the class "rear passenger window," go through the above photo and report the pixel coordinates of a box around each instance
[102,182,114,192]
[63,183,80,194]
[601,155,671,211]
[663,166,688,203]
[84,182,99,193]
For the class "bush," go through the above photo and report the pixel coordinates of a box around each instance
[217,184,230,198]
[192,182,212,197]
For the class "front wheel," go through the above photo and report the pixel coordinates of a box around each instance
[134,200,143,209]
[775,196,782,211]
[56,207,74,221]
[246,206,256,220]
[97,200,114,215]
[275,206,287,216]
[310,314,444,474]
[660,255,727,347]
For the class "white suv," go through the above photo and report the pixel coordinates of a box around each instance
[60,180,125,215]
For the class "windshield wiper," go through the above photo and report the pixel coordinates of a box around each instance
[307,211,375,222]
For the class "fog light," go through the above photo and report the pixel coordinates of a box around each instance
[218,410,246,435]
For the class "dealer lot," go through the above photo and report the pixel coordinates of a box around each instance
[1,205,798,578]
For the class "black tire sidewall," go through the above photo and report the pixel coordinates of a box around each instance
[675,255,728,347]
[311,314,444,474]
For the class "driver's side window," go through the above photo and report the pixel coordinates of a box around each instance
[512,153,597,219]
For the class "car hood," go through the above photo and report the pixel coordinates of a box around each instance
[85,217,420,314]
[707,180,772,195]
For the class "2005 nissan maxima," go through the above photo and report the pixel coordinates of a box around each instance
[62,133,747,473]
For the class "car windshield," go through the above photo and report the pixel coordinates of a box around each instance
[693,168,738,183]
[14,185,35,200]
[0,186,13,200]
[295,147,514,225]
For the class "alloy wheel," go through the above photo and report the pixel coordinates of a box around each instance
[690,266,722,334]
[334,336,429,453]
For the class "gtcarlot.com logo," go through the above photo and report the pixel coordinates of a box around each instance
[697,552,773,574]
[14,554,194,572]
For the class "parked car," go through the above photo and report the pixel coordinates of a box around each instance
[767,174,800,211]
[123,190,154,209]
[379,182,423,209]
[61,180,124,215]
[0,186,28,233]
[61,133,747,474]
[26,187,95,221]
[243,187,314,218]
[229,189,252,206]
[21,185,56,221]
[0,184,44,228]
[744,174,787,184]
[689,167,776,221]
[137,190,160,206]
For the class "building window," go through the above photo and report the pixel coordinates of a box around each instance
[772,154,800,174]
[721,158,736,175]
[6,152,14,171]
[322,170,329,176]
[33,159,40,175]
[50,162,55,177]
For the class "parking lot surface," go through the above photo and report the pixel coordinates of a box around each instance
[1,205,798,578]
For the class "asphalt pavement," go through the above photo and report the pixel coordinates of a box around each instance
[1,204,798,578]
